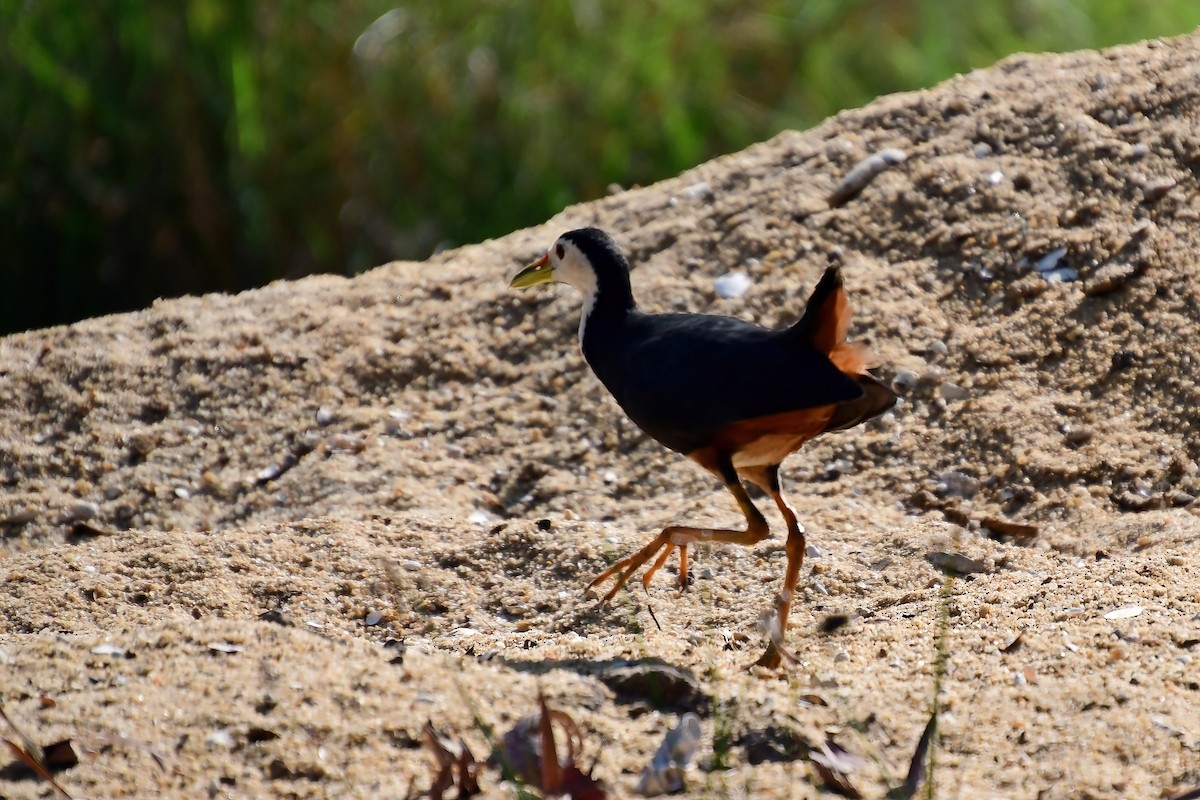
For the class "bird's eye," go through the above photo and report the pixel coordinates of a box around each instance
[555,244,565,259]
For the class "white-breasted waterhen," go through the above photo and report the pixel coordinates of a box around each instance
[509,227,895,667]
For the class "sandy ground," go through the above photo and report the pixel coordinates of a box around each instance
[2,33,1200,800]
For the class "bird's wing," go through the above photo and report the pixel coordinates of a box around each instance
[601,313,864,453]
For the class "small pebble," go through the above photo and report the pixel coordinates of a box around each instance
[1062,425,1094,444]
[805,544,823,558]
[1140,176,1175,202]
[384,410,410,435]
[828,147,907,206]
[1152,717,1187,738]
[1104,605,1143,620]
[938,382,968,401]
[973,142,993,157]
[70,501,100,522]
[834,650,850,663]
[983,516,1039,539]
[206,729,236,749]
[936,470,979,499]
[468,509,492,524]
[365,610,383,626]
[824,458,853,478]
[257,464,283,482]
[1043,267,1079,283]
[677,181,713,203]
[892,370,920,393]
[327,433,364,453]
[1035,246,1069,273]
[401,559,421,571]
[316,406,336,426]
[174,486,190,499]
[90,643,127,657]
[926,551,988,575]
[714,270,752,299]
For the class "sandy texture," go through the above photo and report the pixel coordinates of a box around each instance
[3,34,1200,800]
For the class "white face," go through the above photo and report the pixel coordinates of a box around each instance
[546,237,600,342]
[548,237,598,299]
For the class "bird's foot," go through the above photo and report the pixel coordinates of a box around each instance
[748,596,803,670]
[584,532,676,604]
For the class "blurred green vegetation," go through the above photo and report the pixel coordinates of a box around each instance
[3,1,1198,334]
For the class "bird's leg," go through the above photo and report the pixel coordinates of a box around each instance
[677,543,689,590]
[749,464,806,669]
[586,454,769,604]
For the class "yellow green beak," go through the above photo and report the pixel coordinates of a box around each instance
[509,253,553,288]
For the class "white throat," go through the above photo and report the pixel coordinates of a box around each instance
[553,250,600,345]
[578,287,598,344]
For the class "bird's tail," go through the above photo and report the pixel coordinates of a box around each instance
[793,267,897,431]
[789,266,873,376]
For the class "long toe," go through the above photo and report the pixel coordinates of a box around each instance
[585,561,626,594]
[641,544,676,591]
[586,568,633,605]
[587,555,643,604]
[676,546,690,592]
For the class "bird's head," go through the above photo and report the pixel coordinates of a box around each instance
[509,228,632,305]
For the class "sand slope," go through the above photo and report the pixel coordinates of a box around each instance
[2,34,1199,799]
